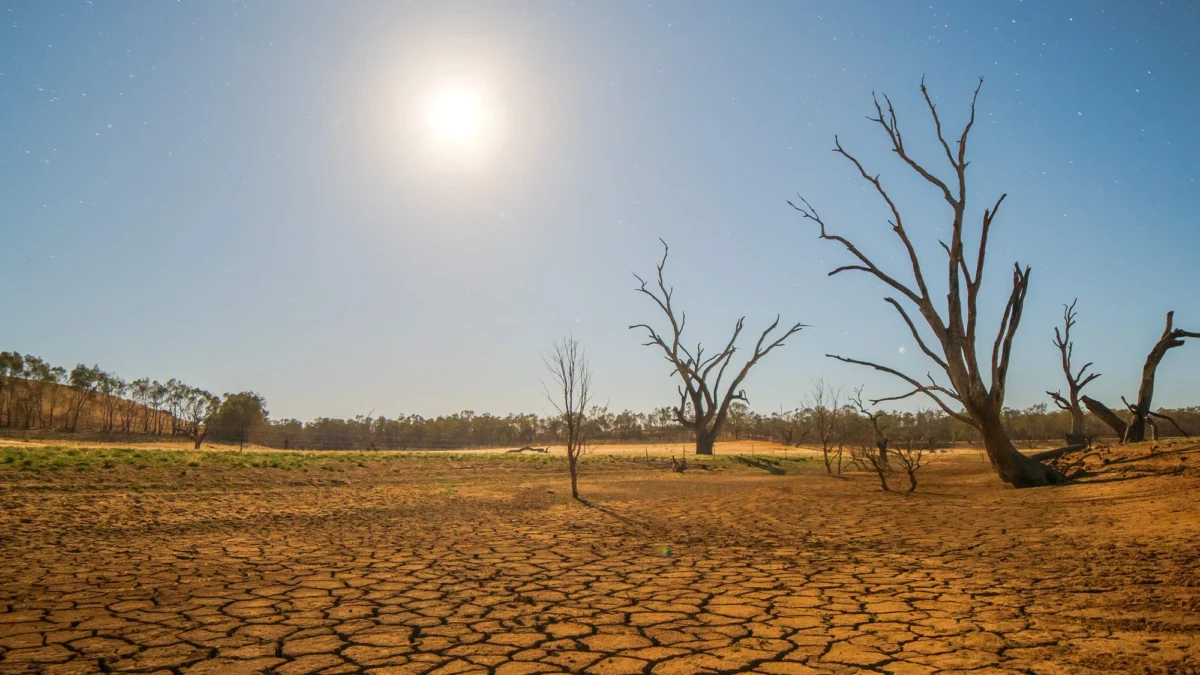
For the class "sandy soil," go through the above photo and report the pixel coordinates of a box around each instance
[0,441,1197,674]
[0,438,1006,459]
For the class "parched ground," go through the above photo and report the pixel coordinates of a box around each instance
[0,442,1198,675]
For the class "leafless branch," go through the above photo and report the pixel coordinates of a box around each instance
[631,242,805,453]
[826,354,973,426]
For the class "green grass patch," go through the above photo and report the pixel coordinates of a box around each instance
[0,444,814,476]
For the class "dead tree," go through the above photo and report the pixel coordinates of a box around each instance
[1047,299,1100,445]
[1082,311,1198,443]
[630,240,804,455]
[850,444,891,491]
[790,77,1064,487]
[543,336,593,499]
[848,387,892,491]
[850,386,889,467]
[892,439,930,494]
[809,378,845,474]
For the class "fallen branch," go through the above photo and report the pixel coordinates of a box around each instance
[1028,443,1087,463]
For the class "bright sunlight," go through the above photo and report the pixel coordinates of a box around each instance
[426,86,486,144]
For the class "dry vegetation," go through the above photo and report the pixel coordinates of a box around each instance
[1,441,1198,674]
[2,79,1197,675]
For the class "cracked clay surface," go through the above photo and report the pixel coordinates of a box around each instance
[1,446,1198,674]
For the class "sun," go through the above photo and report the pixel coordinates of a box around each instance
[426,87,486,144]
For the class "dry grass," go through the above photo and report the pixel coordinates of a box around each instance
[0,440,1197,674]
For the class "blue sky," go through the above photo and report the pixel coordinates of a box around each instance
[1,1,1197,421]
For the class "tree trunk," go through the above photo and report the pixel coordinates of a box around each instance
[1109,312,1198,444]
[1029,443,1087,463]
[877,438,888,466]
[1082,395,1128,440]
[979,412,1065,488]
[1124,420,1144,443]
[1066,407,1085,446]
[875,462,890,492]
[695,432,715,456]
[568,455,579,499]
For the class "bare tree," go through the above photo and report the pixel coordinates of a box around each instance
[1046,299,1100,445]
[543,336,592,500]
[1082,311,1198,443]
[849,444,891,491]
[630,240,804,455]
[847,389,892,492]
[790,77,1064,487]
[892,439,931,494]
[809,378,845,474]
[850,386,889,467]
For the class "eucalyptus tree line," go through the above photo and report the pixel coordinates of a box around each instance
[0,350,225,441]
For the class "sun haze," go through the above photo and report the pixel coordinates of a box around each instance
[427,86,486,144]
[1,1,1197,422]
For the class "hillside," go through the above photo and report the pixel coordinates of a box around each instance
[0,378,179,438]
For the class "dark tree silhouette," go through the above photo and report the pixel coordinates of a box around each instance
[630,240,804,456]
[543,336,592,499]
[1047,299,1100,445]
[1083,311,1197,443]
[851,386,889,467]
[791,77,1064,487]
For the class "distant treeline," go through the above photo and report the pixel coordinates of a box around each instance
[262,403,1198,451]
[1,350,1195,450]
[0,351,242,446]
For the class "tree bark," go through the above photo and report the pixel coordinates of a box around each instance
[568,456,579,499]
[696,432,715,456]
[979,411,1065,488]
[1029,443,1087,463]
[1079,313,1196,444]
[1082,395,1127,439]
[1065,412,1085,445]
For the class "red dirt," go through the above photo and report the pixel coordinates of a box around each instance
[0,442,1197,674]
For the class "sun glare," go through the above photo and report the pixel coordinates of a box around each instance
[427,87,486,143]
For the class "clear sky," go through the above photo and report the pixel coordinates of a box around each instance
[2,1,1197,421]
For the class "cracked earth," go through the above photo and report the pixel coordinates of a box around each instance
[1,444,1198,674]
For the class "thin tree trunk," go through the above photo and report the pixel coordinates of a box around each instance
[568,454,579,499]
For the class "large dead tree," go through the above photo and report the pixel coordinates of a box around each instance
[1082,311,1197,443]
[631,240,804,455]
[1047,299,1100,445]
[790,77,1065,488]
